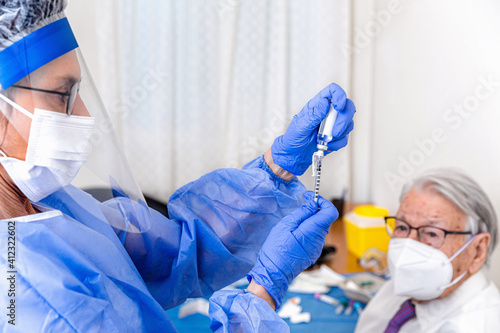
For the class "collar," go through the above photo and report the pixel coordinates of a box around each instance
[0,209,62,223]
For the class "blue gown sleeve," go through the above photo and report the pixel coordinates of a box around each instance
[209,289,289,333]
[102,155,306,309]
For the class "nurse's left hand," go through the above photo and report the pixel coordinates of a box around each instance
[247,192,338,309]
[270,82,355,176]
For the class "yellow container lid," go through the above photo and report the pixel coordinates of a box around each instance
[353,205,389,218]
[344,205,390,228]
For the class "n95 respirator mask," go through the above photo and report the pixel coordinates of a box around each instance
[387,236,475,301]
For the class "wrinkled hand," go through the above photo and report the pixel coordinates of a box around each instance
[271,82,356,175]
[247,192,338,309]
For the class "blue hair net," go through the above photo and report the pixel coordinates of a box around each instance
[0,0,67,50]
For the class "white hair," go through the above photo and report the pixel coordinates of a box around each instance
[400,168,497,263]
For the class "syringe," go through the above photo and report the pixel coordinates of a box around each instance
[312,100,338,203]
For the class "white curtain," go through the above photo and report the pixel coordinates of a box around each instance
[95,0,351,202]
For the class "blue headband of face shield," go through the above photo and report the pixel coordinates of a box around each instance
[0,17,78,90]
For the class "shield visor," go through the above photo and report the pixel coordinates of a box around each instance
[0,18,151,233]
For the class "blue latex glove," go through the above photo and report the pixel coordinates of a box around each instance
[247,192,338,309]
[271,82,356,175]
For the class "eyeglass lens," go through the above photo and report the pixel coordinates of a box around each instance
[386,218,446,248]
[67,82,80,115]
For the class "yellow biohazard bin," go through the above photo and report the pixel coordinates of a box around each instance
[344,205,391,258]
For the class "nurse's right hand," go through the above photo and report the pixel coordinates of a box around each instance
[247,192,338,309]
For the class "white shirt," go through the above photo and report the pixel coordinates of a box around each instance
[354,270,500,333]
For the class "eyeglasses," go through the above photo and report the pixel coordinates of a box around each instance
[384,216,472,248]
[11,82,80,115]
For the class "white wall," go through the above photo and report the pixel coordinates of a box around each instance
[350,0,500,285]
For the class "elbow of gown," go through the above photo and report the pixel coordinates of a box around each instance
[108,156,306,309]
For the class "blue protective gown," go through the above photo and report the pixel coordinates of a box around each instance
[0,156,303,332]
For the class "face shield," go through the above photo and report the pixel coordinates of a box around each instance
[0,15,151,233]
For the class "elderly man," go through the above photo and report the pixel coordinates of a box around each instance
[355,169,500,332]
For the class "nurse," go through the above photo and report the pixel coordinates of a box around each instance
[0,0,355,332]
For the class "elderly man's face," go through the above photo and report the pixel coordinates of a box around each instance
[395,187,489,300]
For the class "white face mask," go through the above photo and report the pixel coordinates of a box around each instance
[0,101,95,202]
[388,236,476,301]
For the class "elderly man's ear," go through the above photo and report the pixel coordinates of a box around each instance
[468,233,491,275]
